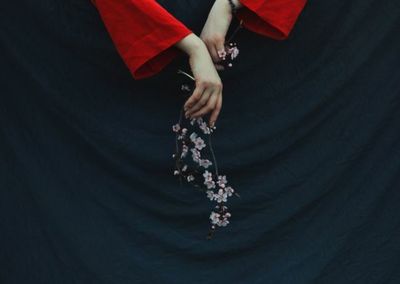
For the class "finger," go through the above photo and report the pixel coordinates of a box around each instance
[208,44,221,64]
[212,45,225,71]
[209,92,223,128]
[184,84,204,111]
[186,88,212,117]
[191,88,219,119]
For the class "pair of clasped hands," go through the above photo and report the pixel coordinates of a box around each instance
[174,0,242,128]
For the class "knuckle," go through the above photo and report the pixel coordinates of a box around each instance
[200,100,208,107]
[195,80,203,88]
[192,91,202,99]
[201,81,210,88]
[206,101,215,109]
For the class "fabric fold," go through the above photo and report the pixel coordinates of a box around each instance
[236,0,307,39]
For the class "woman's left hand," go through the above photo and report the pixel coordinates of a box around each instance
[200,0,242,70]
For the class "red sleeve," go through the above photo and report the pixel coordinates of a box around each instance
[235,0,307,40]
[92,0,193,79]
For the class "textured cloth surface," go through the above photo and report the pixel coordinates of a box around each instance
[1,1,400,283]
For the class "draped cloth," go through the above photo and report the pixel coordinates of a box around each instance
[1,1,400,283]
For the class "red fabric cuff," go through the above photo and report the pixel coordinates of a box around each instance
[93,0,192,79]
[127,27,192,79]
[235,0,307,40]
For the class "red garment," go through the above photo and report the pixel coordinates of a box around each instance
[237,0,307,39]
[92,0,307,79]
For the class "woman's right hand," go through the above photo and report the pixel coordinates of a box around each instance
[175,33,223,128]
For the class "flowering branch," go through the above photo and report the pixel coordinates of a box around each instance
[172,21,243,240]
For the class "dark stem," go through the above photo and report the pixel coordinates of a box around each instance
[226,20,243,44]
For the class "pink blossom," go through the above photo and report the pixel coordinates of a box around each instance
[199,122,211,134]
[199,159,212,168]
[217,175,227,188]
[203,170,213,181]
[209,211,221,225]
[181,145,188,158]
[194,137,206,150]
[189,132,198,142]
[204,180,216,189]
[172,123,181,132]
[191,148,201,162]
[228,46,239,60]
[206,190,215,201]
[203,170,216,189]
[225,186,234,197]
[214,188,228,203]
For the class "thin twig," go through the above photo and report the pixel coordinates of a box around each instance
[208,133,219,177]
[177,69,195,81]
[226,20,243,44]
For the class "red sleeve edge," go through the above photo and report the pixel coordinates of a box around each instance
[235,0,307,40]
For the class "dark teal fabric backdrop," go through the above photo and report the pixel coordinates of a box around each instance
[1,0,399,283]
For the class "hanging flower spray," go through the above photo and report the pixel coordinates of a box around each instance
[172,22,243,239]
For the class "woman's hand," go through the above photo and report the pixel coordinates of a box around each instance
[200,0,242,70]
[175,33,223,128]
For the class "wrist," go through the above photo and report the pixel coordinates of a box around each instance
[222,0,243,13]
[175,33,206,57]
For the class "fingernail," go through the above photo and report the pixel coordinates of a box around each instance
[210,121,215,128]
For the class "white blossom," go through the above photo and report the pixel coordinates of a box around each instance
[203,170,216,189]
[196,117,204,125]
[206,190,215,201]
[199,122,211,134]
[189,132,198,142]
[191,148,201,162]
[172,123,181,132]
[214,188,228,203]
[203,170,213,181]
[209,211,220,225]
[225,186,234,197]
[217,218,229,227]
[181,145,188,158]
[199,159,212,168]
[204,180,216,189]
[228,46,239,60]
[194,137,206,150]
[217,175,227,188]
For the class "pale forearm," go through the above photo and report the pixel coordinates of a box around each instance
[174,33,208,57]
